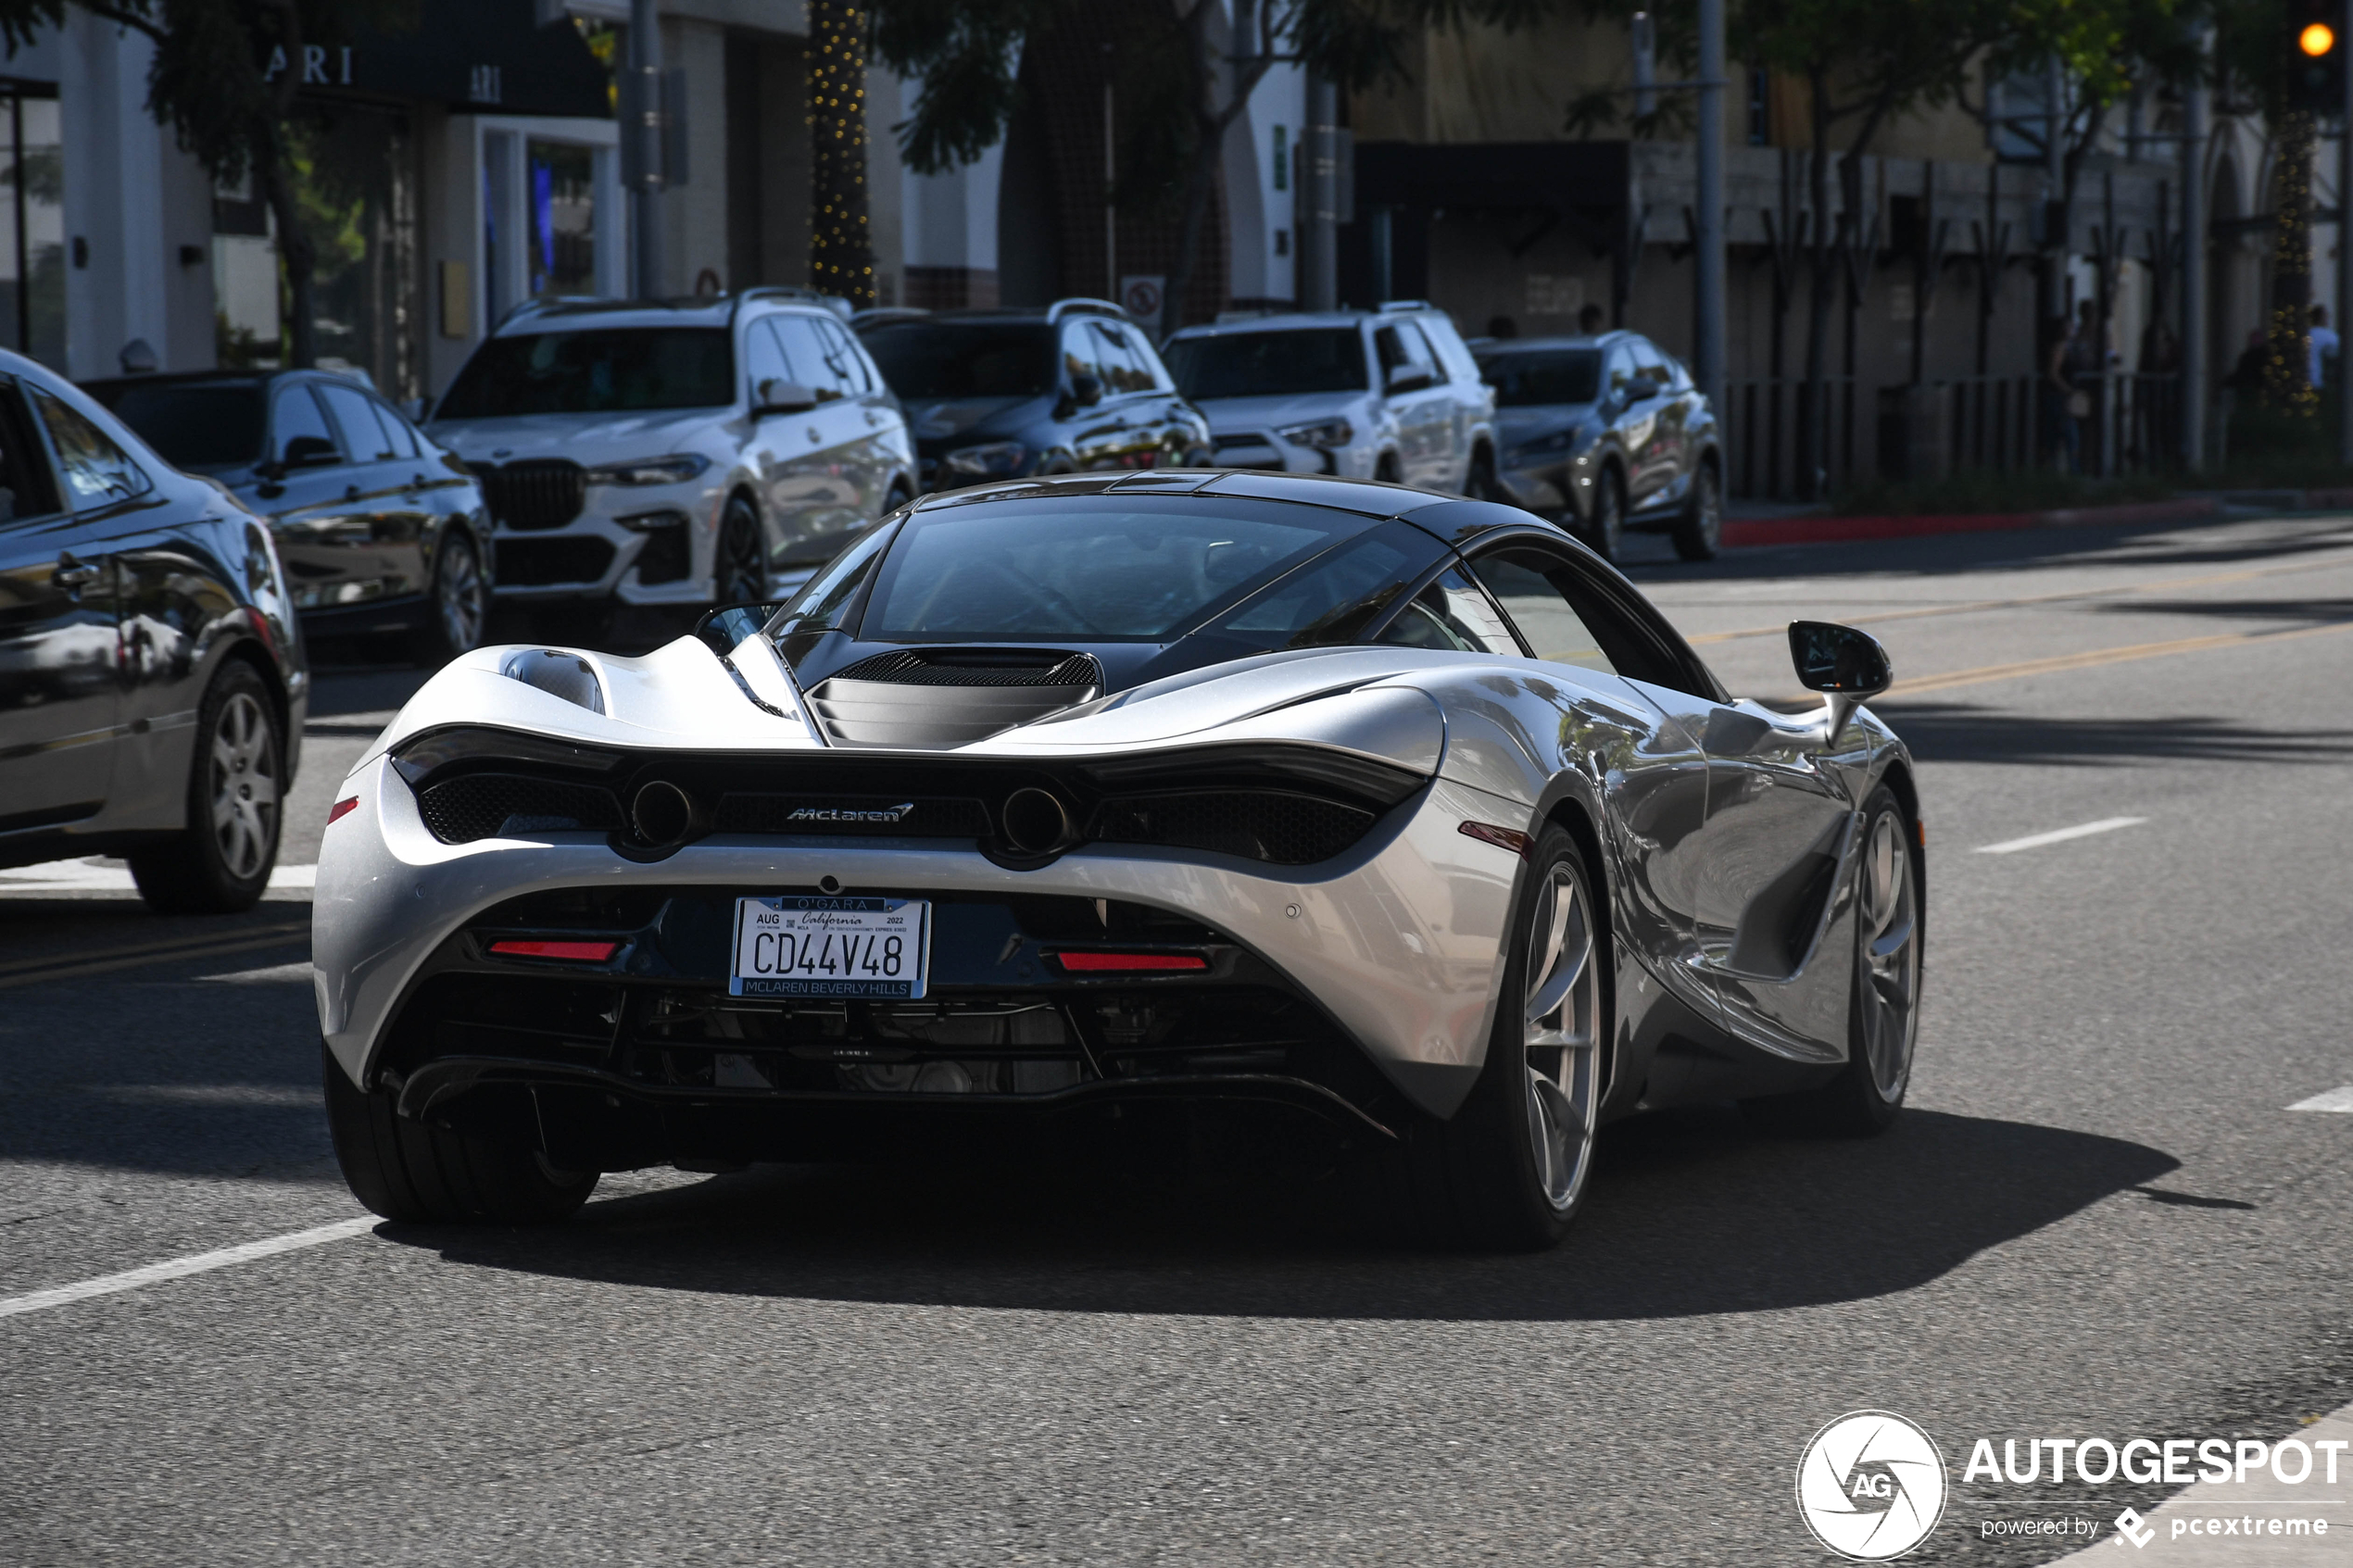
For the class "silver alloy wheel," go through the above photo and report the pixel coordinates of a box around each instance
[208,691,279,882]
[1592,471,1624,558]
[717,503,765,605]
[1524,859,1604,1211]
[1692,464,1722,549]
[1855,809,1920,1099]
[435,533,486,652]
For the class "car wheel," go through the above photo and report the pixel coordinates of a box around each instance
[1375,453,1403,483]
[129,661,283,915]
[1394,822,1607,1249]
[323,1043,598,1224]
[884,481,914,516]
[409,526,487,666]
[1463,447,1500,502]
[1671,458,1723,562]
[714,494,766,606]
[1585,467,1626,561]
[1742,785,1921,1135]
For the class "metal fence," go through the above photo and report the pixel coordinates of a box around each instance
[1722,372,2184,499]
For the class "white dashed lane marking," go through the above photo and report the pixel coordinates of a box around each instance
[1975,817,2148,856]
[0,1218,376,1323]
[2287,1087,2353,1112]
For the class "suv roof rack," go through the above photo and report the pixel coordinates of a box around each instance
[850,306,930,328]
[494,294,607,330]
[735,286,854,321]
[1377,299,1438,313]
[1046,297,1129,323]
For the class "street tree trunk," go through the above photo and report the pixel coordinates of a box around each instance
[2263,109,2317,413]
[1800,73,1835,500]
[811,0,876,307]
[1161,0,1265,339]
[257,129,318,368]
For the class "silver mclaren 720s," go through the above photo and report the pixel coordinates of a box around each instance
[315,470,1922,1249]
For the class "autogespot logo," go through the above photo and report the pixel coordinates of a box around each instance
[1797,1411,1951,1561]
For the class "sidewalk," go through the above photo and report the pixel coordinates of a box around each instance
[1720,496,2221,548]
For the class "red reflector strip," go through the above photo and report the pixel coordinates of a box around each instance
[326,797,359,826]
[1051,951,1209,972]
[1458,820,1533,859]
[488,940,621,962]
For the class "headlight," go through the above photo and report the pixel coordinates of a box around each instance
[942,441,1030,477]
[585,454,711,486]
[1277,419,1353,450]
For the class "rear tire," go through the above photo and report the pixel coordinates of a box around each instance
[130,660,283,915]
[1584,467,1626,562]
[1670,458,1723,562]
[1464,448,1500,502]
[714,493,767,607]
[1741,785,1921,1136]
[322,1043,598,1224]
[1391,822,1607,1249]
[409,526,487,666]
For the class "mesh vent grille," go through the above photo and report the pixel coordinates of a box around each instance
[416,773,625,844]
[831,650,1101,688]
[472,459,586,531]
[1090,791,1377,866]
[493,536,616,586]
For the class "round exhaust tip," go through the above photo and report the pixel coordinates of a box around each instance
[1000,787,1073,856]
[631,780,704,847]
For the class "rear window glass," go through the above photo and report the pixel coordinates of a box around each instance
[859,497,1369,643]
[435,328,735,418]
[1200,521,1443,651]
[94,383,265,470]
[1167,329,1368,400]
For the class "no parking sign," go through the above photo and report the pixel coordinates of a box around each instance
[1120,275,1164,320]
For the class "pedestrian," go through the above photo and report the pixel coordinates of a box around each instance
[2310,304,2339,389]
[1578,303,1605,335]
[2222,327,2268,394]
[2047,302,2100,472]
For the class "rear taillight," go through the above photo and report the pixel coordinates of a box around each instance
[487,940,621,962]
[1051,951,1208,973]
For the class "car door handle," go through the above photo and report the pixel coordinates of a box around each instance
[807,427,823,444]
[345,484,362,501]
[863,411,884,427]
[409,473,428,491]
[52,554,100,590]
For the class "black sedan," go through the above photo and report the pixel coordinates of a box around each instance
[82,369,490,663]
[0,349,308,912]
[1478,332,1723,562]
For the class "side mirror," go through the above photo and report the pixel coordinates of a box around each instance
[1069,372,1104,408]
[696,599,786,653]
[1788,621,1894,739]
[753,379,819,416]
[282,434,340,469]
[1386,365,1436,395]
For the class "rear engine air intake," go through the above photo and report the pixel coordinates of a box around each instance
[417,774,625,844]
[806,648,1101,747]
[1090,790,1377,866]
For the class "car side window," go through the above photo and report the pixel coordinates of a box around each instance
[1060,321,1105,391]
[1088,322,1154,395]
[29,387,153,508]
[271,385,339,465]
[320,383,397,461]
[1605,344,1638,400]
[1396,320,1442,378]
[1378,566,1520,655]
[1630,340,1670,393]
[1129,331,1178,392]
[746,318,791,398]
[1478,543,1721,697]
[0,384,60,522]
[773,314,850,402]
[1416,314,1481,385]
[371,397,422,458]
[1467,548,1619,673]
[816,318,874,395]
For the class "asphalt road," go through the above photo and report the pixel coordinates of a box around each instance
[5,510,2353,1565]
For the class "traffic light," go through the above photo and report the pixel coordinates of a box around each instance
[2288,0,2347,114]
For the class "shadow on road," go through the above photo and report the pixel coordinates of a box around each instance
[384,1106,2177,1322]
[1875,701,2353,767]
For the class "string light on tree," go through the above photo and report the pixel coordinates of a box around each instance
[809,0,874,308]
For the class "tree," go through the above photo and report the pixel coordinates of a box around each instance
[811,0,876,307]
[2215,0,2322,413]
[0,0,408,368]
[871,0,1559,337]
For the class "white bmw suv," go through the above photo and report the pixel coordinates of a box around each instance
[427,291,915,613]
[1163,303,1500,496]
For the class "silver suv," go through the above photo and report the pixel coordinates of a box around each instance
[428,291,916,610]
[1163,304,1499,495]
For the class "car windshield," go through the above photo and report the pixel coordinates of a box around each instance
[1478,348,1604,407]
[434,328,734,418]
[854,496,1373,642]
[94,383,265,470]
[861,320,1059,400]
[1164,329,1368,400]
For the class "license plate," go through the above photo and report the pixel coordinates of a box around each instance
[730,896,930,999]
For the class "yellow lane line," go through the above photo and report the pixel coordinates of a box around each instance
[0,928,311,991]
[1885,619,2353,697]
[1683,550,2353,646]
[0,921,309,981]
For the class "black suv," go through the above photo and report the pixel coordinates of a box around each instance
[856,300,1212,491]
[83,369,491,661]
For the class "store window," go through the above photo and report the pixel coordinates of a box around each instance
[527,139,597,297]
[0,90,65,369]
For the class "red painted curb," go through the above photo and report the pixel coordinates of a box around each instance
[1722,495,2220,548]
